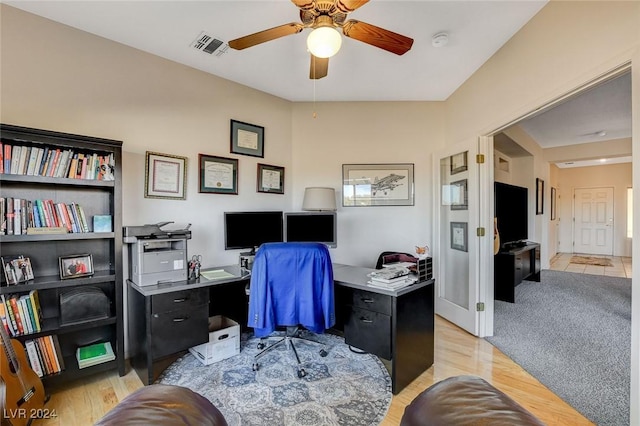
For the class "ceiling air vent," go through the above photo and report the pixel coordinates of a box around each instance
[191,31,228,57]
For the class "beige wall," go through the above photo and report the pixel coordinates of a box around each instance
[0,5,294,268]
[556,163,632,257]
[290,102,445,266]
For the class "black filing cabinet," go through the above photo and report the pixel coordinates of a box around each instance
[128,281,209,384]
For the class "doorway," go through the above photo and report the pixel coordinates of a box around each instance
[573,187,614,256]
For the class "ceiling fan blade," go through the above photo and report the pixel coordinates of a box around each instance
[309,55,329,80]
[228,23,304,50]
[342,20,413,55]
[291,0,314,10]
[335,0,370,13]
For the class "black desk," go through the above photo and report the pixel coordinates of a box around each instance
[127,265,251,385]
[128,263,435,393]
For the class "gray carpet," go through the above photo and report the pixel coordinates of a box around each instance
[486,270,631,426]
[157,331,392,425]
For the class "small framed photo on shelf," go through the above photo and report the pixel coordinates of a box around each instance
[257,163,284,194]
[230,119,264,158]
[199,154,238,194]
[450,222,468,252]
[59,254,94,280]
[1,255,34,285]
[145,151,187,200]
[450,151,468,175]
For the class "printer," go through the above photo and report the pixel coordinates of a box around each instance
[123,222,192,286]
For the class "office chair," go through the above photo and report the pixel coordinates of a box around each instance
[375,251,418,269]
[247,242,334,378]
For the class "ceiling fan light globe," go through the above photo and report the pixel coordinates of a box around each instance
[307,27,342,58]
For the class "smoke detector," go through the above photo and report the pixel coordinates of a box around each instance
[432,32,449,48]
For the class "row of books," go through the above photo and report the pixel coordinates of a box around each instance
[0,142,115,181]
[24,335,65,377]
[76,341,115,369]
[0,197,90,235]
[0,291,42,337]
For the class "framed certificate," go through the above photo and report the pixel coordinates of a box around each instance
[257,163,284,194]
[145,151,187,200]
[230,119,264,158]
[199,154,238,194]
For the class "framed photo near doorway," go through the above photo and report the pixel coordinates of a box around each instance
[536,178,544,215]
[551,187,557,220]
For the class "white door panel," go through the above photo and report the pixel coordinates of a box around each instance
[573,187,614,255]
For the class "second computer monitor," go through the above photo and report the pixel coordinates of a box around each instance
[284,211,337,248]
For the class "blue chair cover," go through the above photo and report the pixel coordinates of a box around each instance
[248,242,335,338]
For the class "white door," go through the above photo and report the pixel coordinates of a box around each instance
[573,187,614,255]
[433,138,492,336]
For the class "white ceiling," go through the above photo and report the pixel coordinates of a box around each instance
[4,0,632,167]
[4,0,548,102]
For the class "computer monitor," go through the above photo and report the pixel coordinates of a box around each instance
[284,212,337,248]
[224,211,283,253]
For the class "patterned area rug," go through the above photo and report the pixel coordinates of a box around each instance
[570,255,613,267]
[157,331,392,426]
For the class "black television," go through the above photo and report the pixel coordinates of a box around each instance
[284,212,337,248]
[224,211,283,253]
[494,182,528,249]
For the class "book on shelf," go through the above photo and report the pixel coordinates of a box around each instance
[93,215,112,233]
[25,340,44,377]
[76,341,115,369]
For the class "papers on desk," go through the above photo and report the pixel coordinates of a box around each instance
[367,266,415,290]
[367,277,416,290]
[200,269,237,280]
[382,261,415,268]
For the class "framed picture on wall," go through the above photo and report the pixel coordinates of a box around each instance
[451,222,468,252]
[230,119,264,158]
[144,151,187,200]
[536,178,544,215]
[257,163,284,194]
[450,152,468,175]
[551,187,557,220]
[450,179,468,210]
[199,154,238,194]
[342,163,414,207]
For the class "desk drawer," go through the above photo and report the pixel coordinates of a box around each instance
[150,304,209,358]
[351,289,392,315]
[344,307,391,359]
[151,288,208,314]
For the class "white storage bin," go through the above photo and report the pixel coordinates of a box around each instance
[189,315,240,365]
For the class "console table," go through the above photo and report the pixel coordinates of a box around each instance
[127,263,435,393]
[494,242,541,303]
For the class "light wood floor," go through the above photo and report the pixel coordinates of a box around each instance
[36,315,592,426]
[550,253,632,278]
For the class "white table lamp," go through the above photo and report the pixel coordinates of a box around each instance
[302,187,337,211]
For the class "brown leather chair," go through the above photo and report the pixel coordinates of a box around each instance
[400,375,544,426]
[95,384,227,426]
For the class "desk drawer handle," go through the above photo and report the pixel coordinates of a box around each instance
[360,298,374,304]
[173,297,187,303]
[172,317,188,322]
[359,317,373,324]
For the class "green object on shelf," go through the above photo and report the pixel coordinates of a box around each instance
[78,342,108,360]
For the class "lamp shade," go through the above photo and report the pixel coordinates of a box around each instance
[302,187,337,211]
[306,27,342,58]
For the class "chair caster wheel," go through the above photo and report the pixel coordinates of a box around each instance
[252,363,259,371]
[319,349,328,357]
[257,342,265,350]
[297,369,306,378]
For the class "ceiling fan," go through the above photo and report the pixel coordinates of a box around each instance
[227,0,414,80]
